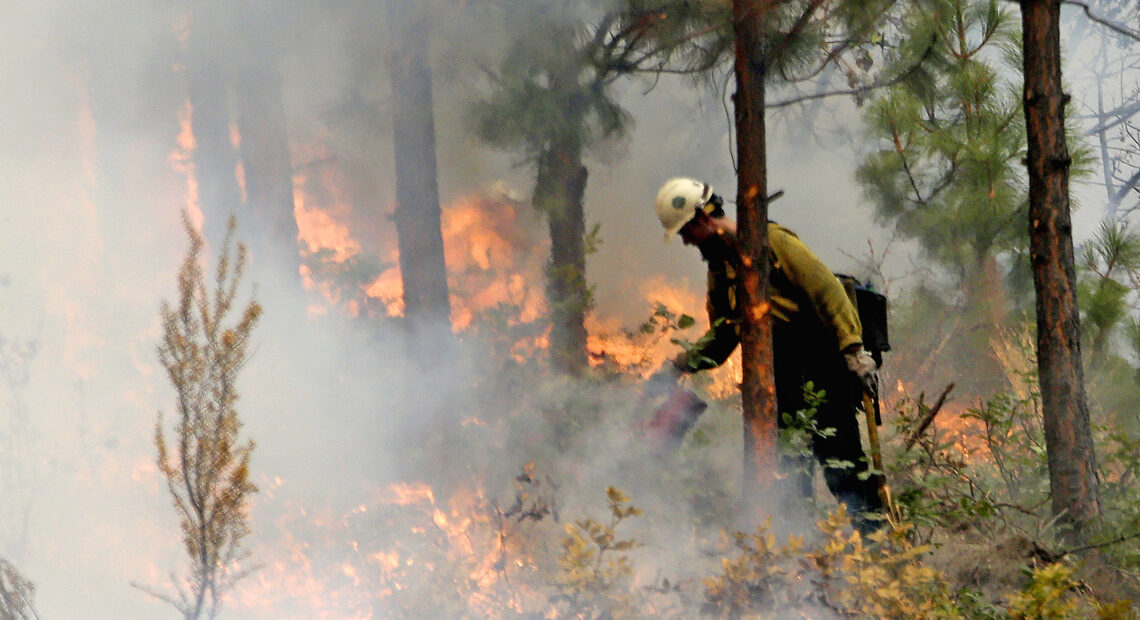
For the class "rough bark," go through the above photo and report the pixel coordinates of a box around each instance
[534,145,590,375]
[387,0,452,343]
[1021,0,1100,542]
[732,0,779,515]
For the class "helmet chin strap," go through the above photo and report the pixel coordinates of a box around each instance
[701,193,725,217]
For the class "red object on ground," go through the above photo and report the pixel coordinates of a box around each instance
[642,387,708,454]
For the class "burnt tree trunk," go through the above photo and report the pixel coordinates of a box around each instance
[534,144,589,376]
[187,6,242,251]
[387,0,452,346]
[234,68,300,283]
[732,0,779,514]
[1021,0,1100,542]
[232,3,301,288]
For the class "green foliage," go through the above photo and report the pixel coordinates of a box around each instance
[604,0,732,79]
[635,302,696,338]
[144,214,260,620]
[779,381,838,463]
[670,316,729,372]
[468,1,632,164]
[1090,421,1140,572]
[889,374,1140,603]
[1078,219,1140,358]
[890,391,1050,539]
[858,0,1026,282]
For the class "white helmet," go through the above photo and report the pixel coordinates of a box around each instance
[654,177,713,242]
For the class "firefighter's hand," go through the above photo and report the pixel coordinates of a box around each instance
[844,346,878,395]
[644,361,682,398]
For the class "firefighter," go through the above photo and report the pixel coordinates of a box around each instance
[647,177,883,531]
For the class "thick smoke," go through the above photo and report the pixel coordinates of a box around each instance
[11,0,1105,617]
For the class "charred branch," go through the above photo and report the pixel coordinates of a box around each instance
[903,382,955,453]
[1060,0,1140,42]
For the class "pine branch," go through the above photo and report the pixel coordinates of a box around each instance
[767,32,936,109]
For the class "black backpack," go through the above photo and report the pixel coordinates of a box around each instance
[834,274,890,367]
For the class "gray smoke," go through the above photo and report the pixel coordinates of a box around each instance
[0,1,1113,618]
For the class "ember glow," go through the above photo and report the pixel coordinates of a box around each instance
[232,475,556,618]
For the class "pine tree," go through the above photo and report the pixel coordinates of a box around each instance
[1021,0,1100,543]
[725,0,906,510]
[469,1,633,375]
[142,214,260,620]
[1078,219,1140,360]
[466,1,772,377]
[856,0,1030,393]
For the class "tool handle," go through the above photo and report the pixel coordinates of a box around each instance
[862,391,896,518]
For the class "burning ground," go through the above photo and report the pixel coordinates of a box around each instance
[0,7,755,610]
[2,1,1136,618]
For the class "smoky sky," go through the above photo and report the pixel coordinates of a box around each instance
[0,1,1120,618]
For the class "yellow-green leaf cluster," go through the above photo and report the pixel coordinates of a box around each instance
[1006,562,1082,620]
[703,507,960,619]
[552,486,643,619]
[147,214,260,620]
[808,509,961,619]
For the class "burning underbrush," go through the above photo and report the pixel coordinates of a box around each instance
[141,120,1140,616]
[271,176,1140,616]
[232,472,563,618]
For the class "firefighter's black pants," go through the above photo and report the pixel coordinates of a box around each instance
[773,320,883,525]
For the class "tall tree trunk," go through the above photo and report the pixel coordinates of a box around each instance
[1021,0,1100,543]
[234,68,300,282]
[387,0,452,346]
[534,145,589,375]
[187,5,242,251]
[732,0,779,516]
[232,1,301,288]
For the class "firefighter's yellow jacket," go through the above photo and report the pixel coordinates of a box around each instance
[679,223,862,371]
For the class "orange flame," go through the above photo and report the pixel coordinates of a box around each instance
[230,121,248,204]
[291,175,546,328]
[168,100,204,231]
[233,476,551,618]
[440,192,547,331]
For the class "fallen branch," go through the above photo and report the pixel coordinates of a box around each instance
[1062,529,1140,558]
[903,383,955,453]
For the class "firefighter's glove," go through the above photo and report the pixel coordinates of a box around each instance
[844,347,878,396]
[644,362,683,399]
